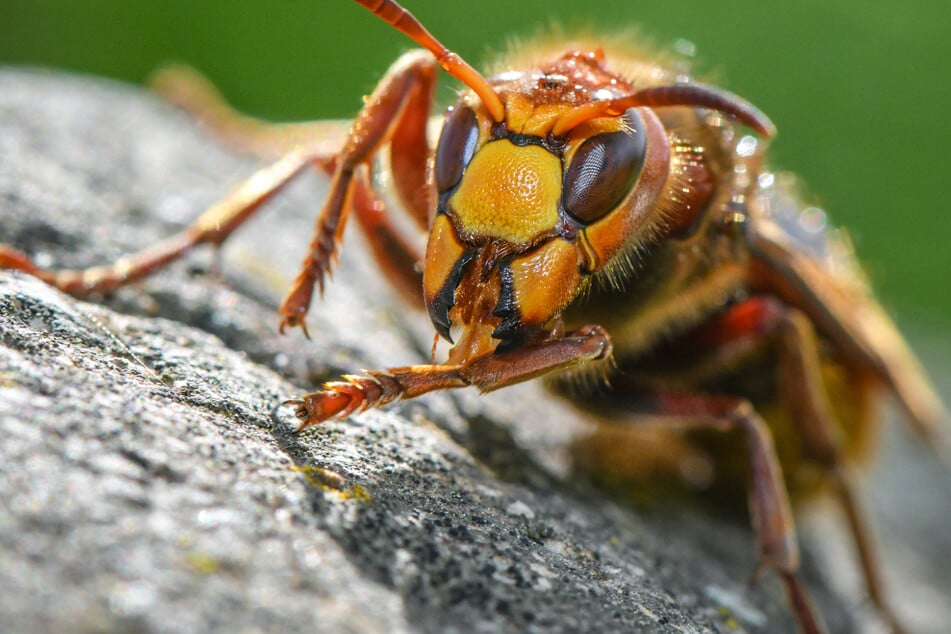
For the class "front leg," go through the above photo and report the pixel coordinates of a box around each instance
[277,50,437,334]
[282,325,612,431]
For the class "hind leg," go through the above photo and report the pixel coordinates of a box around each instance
[151,65,348,160]
[665,296,905,632]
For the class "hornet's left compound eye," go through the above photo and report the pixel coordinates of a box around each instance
[435,105,480,193]
[562,109,647,224]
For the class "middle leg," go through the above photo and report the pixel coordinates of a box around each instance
[0,149,330,298]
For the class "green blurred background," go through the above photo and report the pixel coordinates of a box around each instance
[1,0,949,327]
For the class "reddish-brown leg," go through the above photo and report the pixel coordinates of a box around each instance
[0,150,328,297]
[283,324,612,430]
[151,65,350,160]
[680,296,906,632]
[775,306,907,634]
[350,169,424,309]
[607,388,825,634]
[1,147,425,319]
[277,50,437,334]
[153,65,428,310]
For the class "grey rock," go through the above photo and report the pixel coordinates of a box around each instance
[1,68,949,634]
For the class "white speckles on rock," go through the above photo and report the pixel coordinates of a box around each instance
[506,500,535,519]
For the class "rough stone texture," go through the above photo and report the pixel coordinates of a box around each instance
[1,68,949,634]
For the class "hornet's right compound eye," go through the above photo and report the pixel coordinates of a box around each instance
[435,106,480,193]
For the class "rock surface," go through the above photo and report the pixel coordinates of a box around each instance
[1,68,949,634]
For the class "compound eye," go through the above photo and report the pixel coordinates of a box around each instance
[563,109,647,224]
[435,106,480,193]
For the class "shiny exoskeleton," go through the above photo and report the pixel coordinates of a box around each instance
[1,2,945,633]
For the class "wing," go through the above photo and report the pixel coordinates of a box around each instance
[747,172,947,438]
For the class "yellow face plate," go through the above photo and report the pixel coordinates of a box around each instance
[448,140,562,245]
